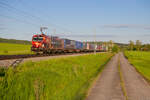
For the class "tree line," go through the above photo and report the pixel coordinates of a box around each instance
[128,40,150,51]
[0,38,31,45]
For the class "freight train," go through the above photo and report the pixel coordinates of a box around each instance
[31,33,104,54]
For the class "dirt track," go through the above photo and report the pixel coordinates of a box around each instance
[86,53,150,100]
[119,52,150,100]
[86,54,125,100]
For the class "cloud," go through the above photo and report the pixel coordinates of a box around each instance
[102,24,130,28]
[101,24,150,30]
[54,34,116,38]
[144,27,150,30]
[0,27,5,30]
[141,34,150,37]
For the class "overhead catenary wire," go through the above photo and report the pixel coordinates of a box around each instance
[0,2,43,27]
[0,1,73,34]
[0,1,44,22]
[0,4,42,31]
[0,14,41,28]
[13,0,74,33]
[0,0,101,40]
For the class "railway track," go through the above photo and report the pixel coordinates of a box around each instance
[0,52,98,68]
[0,52,95,60]
[0,54,37,60]
[10,59,24,68]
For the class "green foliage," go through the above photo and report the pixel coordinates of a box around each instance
[128,40,134,50]
[141,44,150,51]
[0,43,33,55]
[3,50,8,54]
[0,53,112,100]
[124,51,150,80]
[135,40,142,51]
[0,37,31,45]
[0,68,6,77]
[112,45,119,53]
[127,40,145,51]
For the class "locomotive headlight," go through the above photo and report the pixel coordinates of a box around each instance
[42,44,44,47]
[35,43,39,47]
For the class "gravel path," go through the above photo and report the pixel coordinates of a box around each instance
[86,54,125,100]
[119,52,150,100]
[0,59,17,68]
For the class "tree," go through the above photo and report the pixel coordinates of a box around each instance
[108,40,114,51]
[112,45,119,53]
[103,42,108,51]
[141,44,150,51]
[135,40,142,51]
[129,40,134,50]
[147,44,150,51]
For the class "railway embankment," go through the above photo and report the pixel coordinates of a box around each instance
[0,53,112,100]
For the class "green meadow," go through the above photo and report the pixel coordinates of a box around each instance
[0,43,33,55]
[124,51,150,80]
[0,53,112,100]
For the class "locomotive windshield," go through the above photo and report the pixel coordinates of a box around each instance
[33,37,43,41]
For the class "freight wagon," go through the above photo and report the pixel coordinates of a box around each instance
[63,39,75,50]
[31,33,104,54]
[75,41,83,52]
[83,42,90,50]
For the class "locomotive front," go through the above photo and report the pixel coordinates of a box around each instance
[31,34,47,52]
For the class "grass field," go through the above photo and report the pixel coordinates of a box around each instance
[124,51,150,81]
[0,53,112,100]
[0,43,33,55]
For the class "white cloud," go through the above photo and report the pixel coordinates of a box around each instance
[101,24,150,30]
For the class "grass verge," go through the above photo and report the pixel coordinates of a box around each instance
[124,51,150,82]
[0,53,112,100]
[0,43,33,55]
[118,57,128,100]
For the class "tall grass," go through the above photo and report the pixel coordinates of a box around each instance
[0,43,33,55]
[0,53,112,100]
[124,51,150,80]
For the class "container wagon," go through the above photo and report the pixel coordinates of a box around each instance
[75,41,83,52]
[63,39,76,52]
[31,33,105,54]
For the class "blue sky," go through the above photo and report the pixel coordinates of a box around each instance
[0,0,150,43]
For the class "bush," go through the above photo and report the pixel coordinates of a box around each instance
[112,45,119,53]
[3,50,8,54]
[0,68,6,77]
